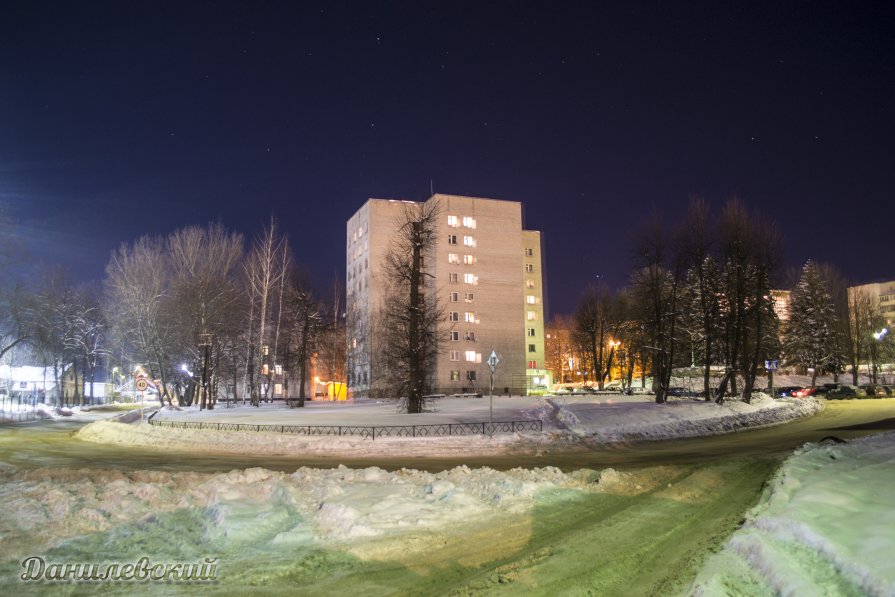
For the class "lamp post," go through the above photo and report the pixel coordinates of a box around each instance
[871,328,888,384]
[200,333,213,410]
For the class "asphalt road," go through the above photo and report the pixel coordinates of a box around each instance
[0,399,892,473]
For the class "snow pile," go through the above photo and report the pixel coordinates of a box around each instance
[76,393,822,458]
[76,419,562,458]
[551,394,822,443]
[0,464,606,564]
[688,432,895,596]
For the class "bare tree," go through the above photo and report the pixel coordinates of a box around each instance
[244,218,290,406]
[631,213,681,403]
[105,235,174,407]
[573,285,621,389]
[316,276,347,397]
[380,200,443,413]
[167,223,245,408]
[545,315,575,384]
[283,274,321,407]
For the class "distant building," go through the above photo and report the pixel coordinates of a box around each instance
[848,279,895,327]
[771,290,791,322]
[346,193,549,397]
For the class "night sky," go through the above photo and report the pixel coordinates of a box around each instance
[2,1,893,315]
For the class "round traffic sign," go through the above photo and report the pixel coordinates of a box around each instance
[135,378,149,391]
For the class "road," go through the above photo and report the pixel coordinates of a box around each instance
[0,399,892,473]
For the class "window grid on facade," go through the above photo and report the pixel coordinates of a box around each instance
[449,312,459,322]
[465,312,476,323]
[450,350,460,361]
[529,344,536,353]
[463,236,476,247]
[450,370,460,381]
[448,253,460,264]
[465,292,474,302]
[449,292,458,302]
[465,350,476,362]
[526,295,536,304]
[447,234,457,245]
[528,360,537,369]
[462,216,476,228]
[450,331,459,341]
[527,311,537,321]
[464,273,477,284]
[525,248,533,256]
[449,273,458,283]
[527,328,536,336]
[463,254,476,265]
[447,215,458,227]
[525,264,534,272]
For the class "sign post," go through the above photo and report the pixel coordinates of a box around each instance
[135,377,148,422]
[487,350,500,438]
[765,360,779,397]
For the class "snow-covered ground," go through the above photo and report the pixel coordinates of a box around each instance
[687,431,895,596]
[0,402,138,423]
[74,393,822,458]
[0,461,617,585]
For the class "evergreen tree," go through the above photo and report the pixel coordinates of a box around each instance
[784,261,841,386]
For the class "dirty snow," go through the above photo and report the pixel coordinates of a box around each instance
[0,462,618,567]
[688,431,895,596]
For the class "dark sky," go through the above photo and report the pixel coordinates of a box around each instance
[2,1,893,315]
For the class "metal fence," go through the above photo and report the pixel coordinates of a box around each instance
[0,410,39,424]
[147,415,541,440]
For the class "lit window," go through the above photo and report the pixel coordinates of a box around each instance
[525,248,533,256]
[526,280,534,288]
[451,370,460,381]
[463,254,476,265]
[447,234,457,245]
[274,364,283,375]
[465,350,476,362]
[464,273,477,284]
[528,360,537,369]
[525,264,534,273]
[529,344,536,353]
[447,215,458,227]
[464,312,476,323]
[527,311,537,321]
[465,331,476,341]
[449,312,459,322]
[450,350,460,361]
[448,253,460,264]
[462,216,476,228]
[527,328,536,337]
[526,295,537,304]
[465,292,474,302]
[463,236,476,247]
[449,292,458,302]
[450,331,460,341]
[449,273,458,283]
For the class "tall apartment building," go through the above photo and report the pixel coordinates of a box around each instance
[346,193,550,398]
[848,279,895,327]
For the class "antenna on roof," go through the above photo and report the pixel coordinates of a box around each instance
[430,179,434,197]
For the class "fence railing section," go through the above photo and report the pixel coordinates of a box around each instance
[0,410,39,424]
[147,416,542,440]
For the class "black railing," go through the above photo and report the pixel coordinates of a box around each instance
[147,416,542,440]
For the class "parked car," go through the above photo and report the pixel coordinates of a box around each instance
[667,387,697,398]
[860,384,888,398]
[827,385,865,400]
[775,386,801,398]
[792,387,815,398]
